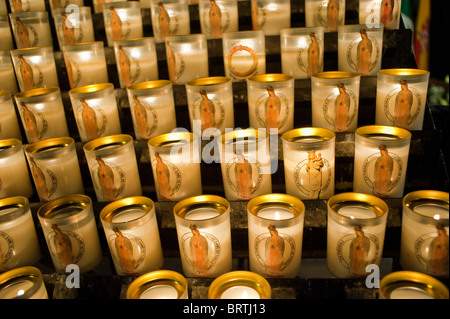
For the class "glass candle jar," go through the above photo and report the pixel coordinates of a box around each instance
[247,193,305,278]
[14,87,70,144]
[327,192,389,278]
[150,0,191,43]
[148,132,202,202]
[305,0,346,32]
[37,194,103,274]
[379,271,449,299]
[100,196,164,276]
[103,1,144,47]
[173,195,232,278]
[251,0,291,35]
[281,127,335,200]
[62,41,109,89]
[83,134,142,202]
[69,83,122,142]
[222,30,266,82]
[25,137,85,202]
[53,6,95,49]
[337,24,384,76]
[208,270,271,299]
[185,76,234,136]
[10,46,59,91]
[311,71,361,132]
[0,16,14,50]
[198,0,239,39]
[218,128,272,201]
[0,196,41,271]
[8,0,46,13]
[399,190,449,278]
[9,11,53,49]
[48,0,85,13]
[359,0,402,30]
[0,139,34,199]
[280,26,325,79]
[93,0,123,13]
[114,37,159,88]
[0,51,19,95]
[353,125,411,198]
[165,33,209,85]
[375,68,430,131]
[0,91,22,140]
[246,73,295,135]
[126,270,189,299]
[0,266,48,299]
[127,80,177,140]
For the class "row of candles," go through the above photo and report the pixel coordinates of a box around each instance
[0,189,448,299]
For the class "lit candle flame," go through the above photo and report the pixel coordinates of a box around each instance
[433,214,440,220]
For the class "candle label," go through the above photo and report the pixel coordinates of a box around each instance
[227,44,259,80]
[225,154,262,200]
[47,224,85,269]
[152,153,183,201]
[191,91,225,132]
[322,83,357,132]
[107,228,146,276]
[76,100,107,140]
[336,226,380,277]
[0,231,14,271]
[29,158,58,201]
[131,96,158,139]
[166,42,185,83]
[253,224,296,277]
[65,58,82,88]
[155,3,180,39]
[106,7,132,41]
[294,150,332,199]
[362,144,403,198]
[91,156,126,202]
[344,30,381,75]
[57,16,84,45]
[202,2,231,35]
[19,103,48,142]
[382,81,422,129]
[314,0,344,31]
[13,18,39,47]
[180,224,221,277]
[16,57,44,90]
[254,87,290,130]
[413,225,449,277]
[251,0,265,30]
[296,33,323,76]
[117,47,141,87]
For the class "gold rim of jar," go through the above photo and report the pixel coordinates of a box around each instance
[280,26,325,37]
[222,30,265,40]
[219,128,268,146]
[10,11,48,18]
[11,46,53,54]
[100,196,155,227]
[355,125,411,141]
[148,131,194,149]
[69,83,114,97]
[379,271,449,299]
[37,194,92,226]
[174,195,230,222]
[402,190,449,226]
[114,37,155,47]
[186,76,231,87]
[83,134,133,153]
[25,136,74,157]
[128,80,172,92]
[105,1,141,9]
[281,127,336,145]
[0,266,44,299]
[208,270,271,299]
[247,73,295,84]
[0,138,22,157]
[0,196,29,223]
[327,192,389,227]
[126,270,188,299]
[247,193,305,223]
[62,41,104,51]
[312,71,361,80]
[378,68,430,77]
[0,90,11,99]
[14,87,60,99]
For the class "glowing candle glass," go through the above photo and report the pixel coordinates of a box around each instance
[281,127,335,200]
[148,132,202,202]
[185,76,234,136]
[198,0,239,39]
[93,0,123,13]
[127,80,177,140]
[37,194,103,274]
[0,139,34,199]
[165,33,209,85]
[353,125,411,198]
[400,190,449,278]
[126,270,189,299]
[247,194,305,278]
[0,197,41,271]
[14,87,70,144]
[0,266,48,299]
[338,24,384,76]
[8,0,46,13]
[0,16,14,50]
[218,128,272,201]
[375,68,430,131]
[10,46,59,91]
[305,0,346,32]
[100,196,164,276]
[9,11,53,49]
[114,37,159,88]
[251,0,291,35]
[246,73,295,135]
[84,134,142,202]
[150,0,191,43]
[359,0,402,30]
[48,0,85,13]
[25,137,85,202]
[327,192,389,278]
[53,7,95,50]
[173,195,232,277]
[0,91,22,140]
[69,83,122,142]
[311,71,361,132]
[0,51,19,95]
[280,26,325,79]
[208,271,271,299]
[62,41,109,89]
[222,30,266,82]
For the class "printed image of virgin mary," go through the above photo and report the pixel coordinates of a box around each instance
[265,224,285,277]
[189,224,209,276]
[234,151,255,200]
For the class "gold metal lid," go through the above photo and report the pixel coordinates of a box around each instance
[11,46,53,54]
[147,131,194,149]
[25,137,74,157]
[174,195,230,220]
[0,138,22,157]
[0,196,29,223]
[83,134,133,153]
[312,71,361,80]
[37,194,92,226]
[128,80,172,92]
[0,266,44,299]
[126,270,188,299]
[220,128,268,146]
[378,68,430,77]
[402,190,449,226]
[100,196,155,226]
[281,127,336,144]
[0,90,11,99]
[247,73,294,83]
[355,125,412,140]
[379,271,449,299]
[186,76,231,87]
[14,87,60,99]
[62,41,104,50]
[69,83,114,96]
[208,271,271,299]
[247,193,305,220]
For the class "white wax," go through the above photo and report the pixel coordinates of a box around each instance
[0,66,19,94]
[257,207,294,220]
[0,150,34,198]
[139,285,178,299]
[0,278,47,299]
[389,287,434,299]
[185,208,220,220]
[338,206,377,219]
[413,204,449,219]
[220,286,260,299]
[224,53,266,81]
